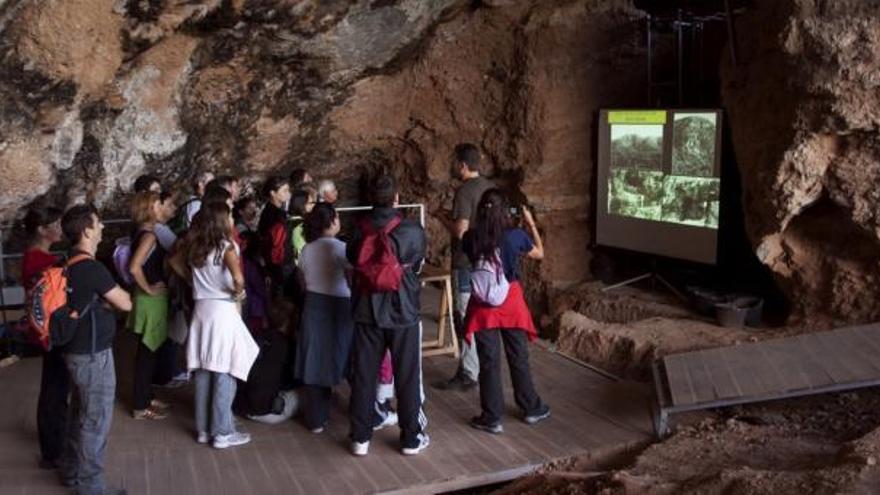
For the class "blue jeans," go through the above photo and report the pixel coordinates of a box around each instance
[454,268,479,381]
[193,369,237,437]
[60,349,116,495]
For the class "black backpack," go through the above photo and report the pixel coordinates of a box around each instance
[51,295,99,352]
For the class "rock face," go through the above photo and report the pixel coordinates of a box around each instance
[556,309,751,379]
[0,0,647,300]
[722,0,880,324]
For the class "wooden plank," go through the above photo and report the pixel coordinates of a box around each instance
[747,341,792,396]
[663,354,697,406]
[787,335,836,389]
[815,328,880,382]
[804,331,862,383]
[852,325,880,358]
[758,338,812,393]
[0,343,652,495]
[528,346,650,438]
[846,327,880,375]
[718,345,768,398]
[679,351,717,404]
[697,347,740,400]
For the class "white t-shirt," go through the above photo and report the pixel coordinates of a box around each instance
[192,241,238,300]
[154,223,177,251]
[300,237,351,298]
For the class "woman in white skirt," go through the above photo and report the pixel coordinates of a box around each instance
[178,202,259,449]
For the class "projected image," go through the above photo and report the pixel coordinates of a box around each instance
[608,169,664,220]
[660,176,720,228]
[598,109,722,264]
[610,125,663,171]
[672,113,718,177]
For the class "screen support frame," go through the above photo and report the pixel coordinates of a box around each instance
[601,258,687,302]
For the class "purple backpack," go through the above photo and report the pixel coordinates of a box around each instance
[112,237,134,286]
[470,250,510,306]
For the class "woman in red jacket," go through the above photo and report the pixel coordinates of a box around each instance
[20,206,66,468]
[462,189,550,434]
[257,176,292,296]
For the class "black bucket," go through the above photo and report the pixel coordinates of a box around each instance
[715,296,763,328]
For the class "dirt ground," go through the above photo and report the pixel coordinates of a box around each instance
[497,284,880,495]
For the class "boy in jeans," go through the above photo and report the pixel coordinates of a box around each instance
[59,205,132,495]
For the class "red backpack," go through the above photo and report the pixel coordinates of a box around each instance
[354,215,404,293]
[25,254,91,351]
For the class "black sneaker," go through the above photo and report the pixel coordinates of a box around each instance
[469,416,503,434]
[401,433,430,455]
[432,373,477,391]
[524,406,550,425]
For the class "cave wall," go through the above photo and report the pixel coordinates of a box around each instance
[722,0,880,324]
[0,0,647,300]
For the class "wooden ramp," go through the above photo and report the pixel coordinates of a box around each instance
[652,323,880,437]
[0,341,652,494]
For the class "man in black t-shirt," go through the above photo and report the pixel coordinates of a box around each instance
[434,143,493,392]
[57,205,131,495]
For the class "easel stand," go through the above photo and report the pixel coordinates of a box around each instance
[420,266,460,359]
[601,260,687,302]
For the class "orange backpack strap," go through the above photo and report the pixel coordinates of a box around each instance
[65,253,93,268]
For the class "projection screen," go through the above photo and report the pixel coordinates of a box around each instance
[596,109,722,264]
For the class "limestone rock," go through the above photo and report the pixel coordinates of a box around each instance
[722,0,880,323]
[0,138,53,218]
[10,0,123,99]
[95,34,198,202]
[557,310,751,379]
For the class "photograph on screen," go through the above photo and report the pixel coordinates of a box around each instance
[610,124,664,171]
[659,176,720,228]
[671,112,717,177]
[608,169,664,221]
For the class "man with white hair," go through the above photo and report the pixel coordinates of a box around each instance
[317,180,338,205]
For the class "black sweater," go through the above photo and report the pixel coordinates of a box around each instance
[346,207,426,329]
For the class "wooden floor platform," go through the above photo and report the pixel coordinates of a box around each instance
[0,341,651,494]
[653,323,880,437]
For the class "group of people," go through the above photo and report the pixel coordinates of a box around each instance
[18,142,549,495]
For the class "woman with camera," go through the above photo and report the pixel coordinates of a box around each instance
[462,189,550,434]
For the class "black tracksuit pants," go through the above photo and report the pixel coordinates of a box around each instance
[474,329,545,424]
[37,347,70,462]
[349,323,426,447]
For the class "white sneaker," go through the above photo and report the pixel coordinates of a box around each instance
[373,411,399,431]
[350,440,370,456]
[196,431,209,444]
[247,412,286,425]
[213,432,251,449]
[401,434,430,456]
